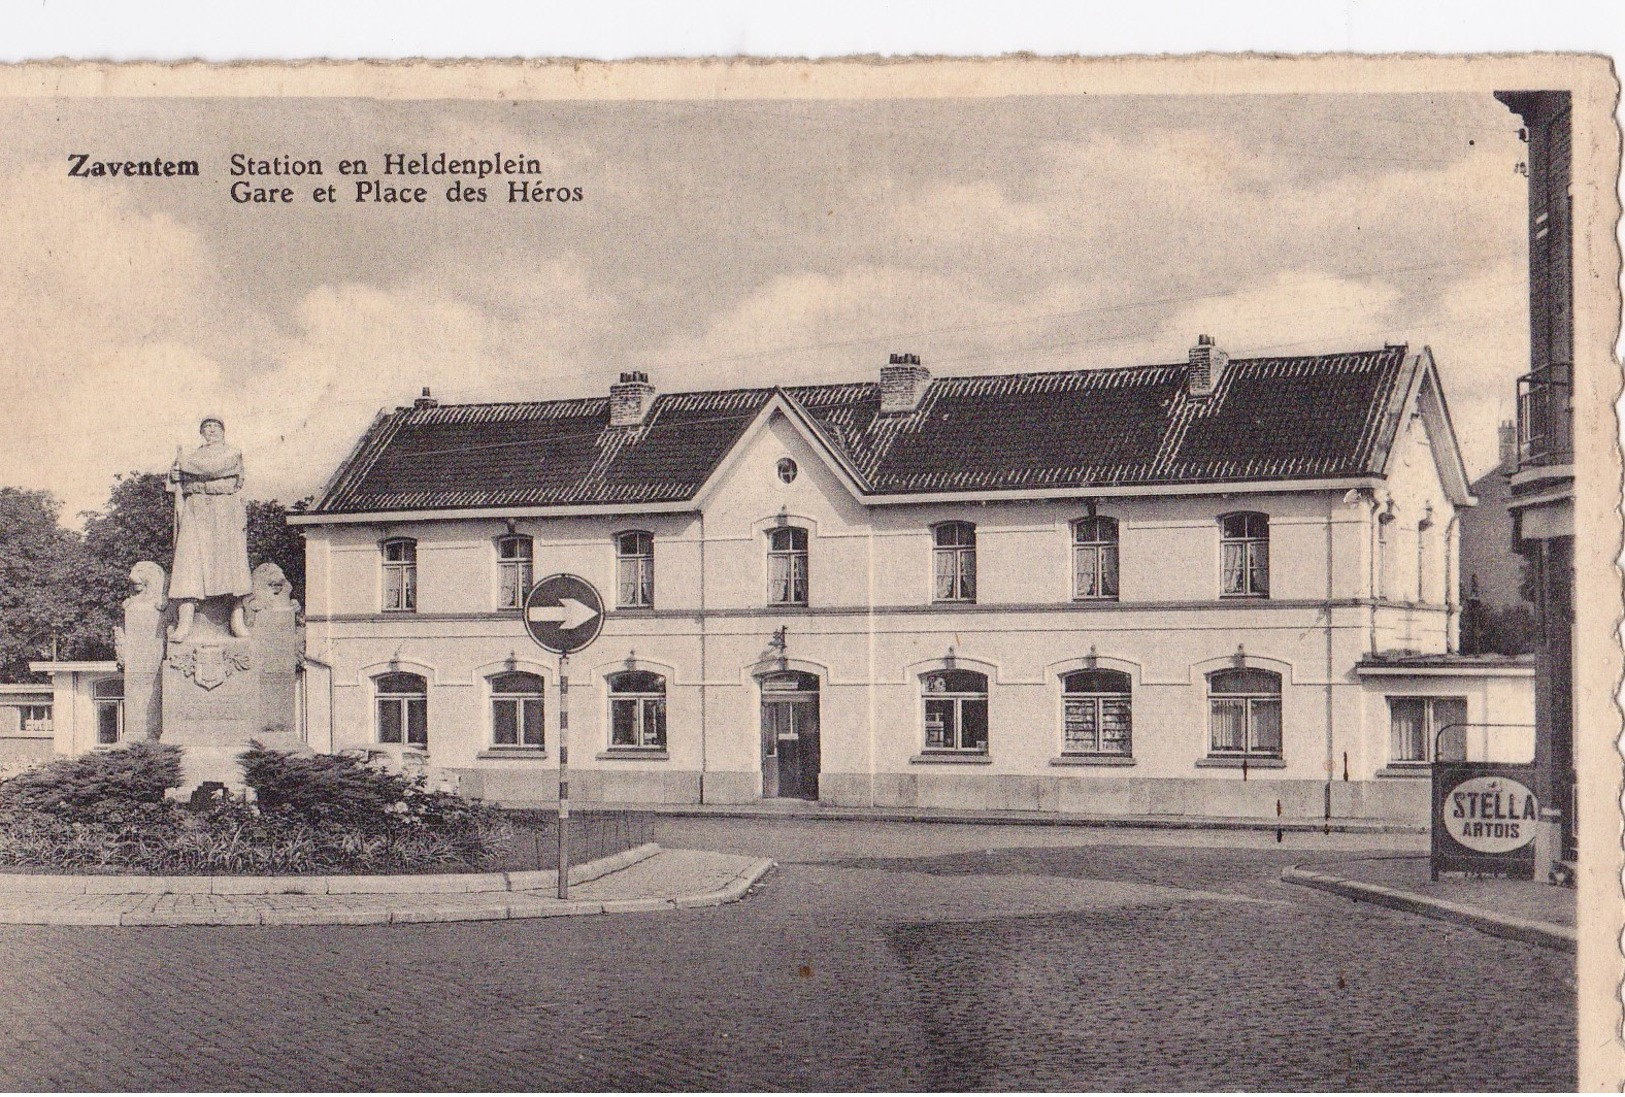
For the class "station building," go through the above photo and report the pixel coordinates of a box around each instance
[250,336,1524,824]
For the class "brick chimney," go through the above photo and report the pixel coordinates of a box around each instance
[879,353,931,413]
[609,370,655,427]
[413,386,438,410]
[1187,335,1227,397]
[1497,419,1517,473]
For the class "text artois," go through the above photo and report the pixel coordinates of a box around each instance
[68,154,199,178]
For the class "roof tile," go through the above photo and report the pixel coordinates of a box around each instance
[313,346,1414,514]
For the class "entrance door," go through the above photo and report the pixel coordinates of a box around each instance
[760,672,820,800]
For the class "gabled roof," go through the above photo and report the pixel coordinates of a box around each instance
[308,344,1430,517]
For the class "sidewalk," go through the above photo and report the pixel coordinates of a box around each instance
[1283,854,1575,952]
[556,799,1425,834]
[0,845,776,928]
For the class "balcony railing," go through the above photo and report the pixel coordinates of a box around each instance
[1516,362,1572,468]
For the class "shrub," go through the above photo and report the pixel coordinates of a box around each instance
[0,741,182,816]
[238,742,417,824]
[0,743,517,875]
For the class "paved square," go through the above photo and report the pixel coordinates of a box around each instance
[0,819,1574,1090]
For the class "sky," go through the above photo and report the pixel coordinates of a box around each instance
[0,91,1531,521]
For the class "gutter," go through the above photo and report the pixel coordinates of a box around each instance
[289,475,1392,526]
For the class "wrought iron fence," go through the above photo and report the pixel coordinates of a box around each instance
[498,809,656,872]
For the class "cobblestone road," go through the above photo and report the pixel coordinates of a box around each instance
[0,819,1573,1090]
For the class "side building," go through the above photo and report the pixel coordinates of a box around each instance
[268,337,1529,825]
[1496,89,1577,873]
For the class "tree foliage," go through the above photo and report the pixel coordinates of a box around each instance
[0,489,85,680]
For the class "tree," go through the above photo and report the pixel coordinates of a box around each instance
[247,498,308,607]
[0,489,86,680]
[72,472,175,663]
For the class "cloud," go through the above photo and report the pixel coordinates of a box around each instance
[0,95,1531,522]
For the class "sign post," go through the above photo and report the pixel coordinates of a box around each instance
[522,573,605,900]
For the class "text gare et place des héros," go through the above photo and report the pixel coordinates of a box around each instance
[227,153,585,205]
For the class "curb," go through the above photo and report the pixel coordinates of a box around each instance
[0,847,775,927]
[0,842,661,898]
[522,801,1424,835]
[1281,865,1576,953]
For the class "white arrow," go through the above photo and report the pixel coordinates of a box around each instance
[527,597,599,631]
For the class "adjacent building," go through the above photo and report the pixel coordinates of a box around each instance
[249,337,1531,824]
[1496,89,1577,872]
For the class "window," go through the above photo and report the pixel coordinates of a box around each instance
[922,669,989,753]
[1072,517,1120,601]
[381,538,417,612]
[496,536,533,610]
[376,672,427,747]
[490,671,545,748]
[609,670,666,750]
[616,531,654,608]
[768,526,809,606]
[776,457,798,484]
[1208,668,1282,759]
[1061,669,1132,755]
[933,522,977,603]
[1389,696,1467,763]
[93,677,123,746]
[21,705,51,735]
[1220,513,1269,597]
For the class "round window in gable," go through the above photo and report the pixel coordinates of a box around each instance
[776,457,798,484]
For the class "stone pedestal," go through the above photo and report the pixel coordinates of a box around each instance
[157,564,308,794]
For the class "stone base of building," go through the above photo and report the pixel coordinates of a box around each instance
[466,767,1431,825]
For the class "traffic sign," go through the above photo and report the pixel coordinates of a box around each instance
[523,573,604,655]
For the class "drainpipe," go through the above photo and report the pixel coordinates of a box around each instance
[1324,497,1337,823]
[698,512,707,803]
[1442,511,1461,653]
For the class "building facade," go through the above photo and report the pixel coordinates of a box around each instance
[1496,89,1577,871]
[265,337,1529,824]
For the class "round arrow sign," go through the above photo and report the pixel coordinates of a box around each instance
[523,573,605,655]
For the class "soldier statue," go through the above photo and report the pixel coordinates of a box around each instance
[167,416,253,641]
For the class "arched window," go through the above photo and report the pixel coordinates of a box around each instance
[489,671,545,748]
[921,669,989,753]
[381,538,418,612]
[1207,668,1282,759]
[1219,513,1269,597]
[93,677,124,746]
[376,672,427,746]
[932,522,977,603]
[1072,517,1120,601]
[496,535,533,610]
[616,531,654,608]
[608,670,666,750]
[1061,668,1132,755]
[767,526,809,606]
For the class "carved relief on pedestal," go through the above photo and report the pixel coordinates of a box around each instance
[167,643,252,691]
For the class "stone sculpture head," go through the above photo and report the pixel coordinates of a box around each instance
[250,562,294,611]
[127,561,169,610]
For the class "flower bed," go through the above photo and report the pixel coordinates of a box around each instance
[0,740,516,876]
